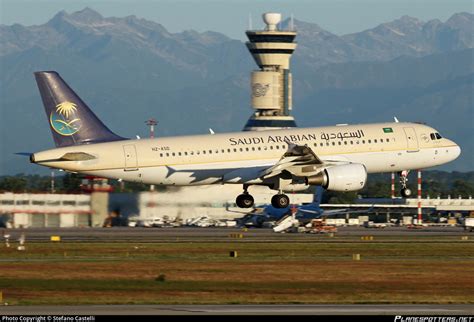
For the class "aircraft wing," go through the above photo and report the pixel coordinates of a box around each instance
[299,206,374,216]
[298,208,346,216]
[260,141,346,179]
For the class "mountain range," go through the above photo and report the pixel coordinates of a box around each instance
[0,8,472,174]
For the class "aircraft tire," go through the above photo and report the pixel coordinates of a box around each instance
[271,194,290,208]
[236,194,254,208]
[401,188,411,198]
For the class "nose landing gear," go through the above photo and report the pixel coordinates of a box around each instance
[399,170,412,198]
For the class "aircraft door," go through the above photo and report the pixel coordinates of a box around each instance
[123,144,138,171]
[403,127,419,152]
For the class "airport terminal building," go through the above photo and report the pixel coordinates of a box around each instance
[1,185,473,228]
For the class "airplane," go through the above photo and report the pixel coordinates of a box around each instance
[228,186,373,227]
[28,71,461,209]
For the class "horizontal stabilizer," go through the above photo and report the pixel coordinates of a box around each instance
[32,152,96,164]
[60,152,96,161]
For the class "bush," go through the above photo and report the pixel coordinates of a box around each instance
[155,274,166,282]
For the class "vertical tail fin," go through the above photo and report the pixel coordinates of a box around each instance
[312,186,323,206]
[34,71,124,147]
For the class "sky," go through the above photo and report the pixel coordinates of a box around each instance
[1,0,473,39]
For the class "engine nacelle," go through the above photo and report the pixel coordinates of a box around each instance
[306,163,367,192]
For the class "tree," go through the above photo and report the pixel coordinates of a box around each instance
[62,173,82,193]
[323,191,358,204]
[451,180,474,198]
[0,176,27,192]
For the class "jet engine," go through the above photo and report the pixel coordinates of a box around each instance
[305,163,367,192]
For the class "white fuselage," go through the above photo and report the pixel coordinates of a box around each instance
[32,122,461,188]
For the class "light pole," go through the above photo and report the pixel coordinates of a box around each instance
[51,171,55,194]
[145,118,158,139]
[145,118,158,191]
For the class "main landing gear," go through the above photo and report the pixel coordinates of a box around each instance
[235,185,290,209]
[236,185,254,208]
[399,170,412,198]
[271,193,290,209]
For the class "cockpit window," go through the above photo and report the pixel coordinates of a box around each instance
[430,133,436,140]
[435,133,442,139]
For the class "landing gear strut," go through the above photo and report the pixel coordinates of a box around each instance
[271,193,290,209]
[236,185,254,208]
[399,170,411,198]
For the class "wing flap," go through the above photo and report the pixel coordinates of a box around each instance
[260,142,326,179]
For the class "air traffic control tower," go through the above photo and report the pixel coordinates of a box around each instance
[243,13,297,131]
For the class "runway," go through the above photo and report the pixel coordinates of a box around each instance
[2,304,474,315]
[2,226,469,243]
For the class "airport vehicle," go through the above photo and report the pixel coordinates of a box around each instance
[307,219,338,234]
[28,72,461,208]
[363,221,387,229]
[464,218,474,232]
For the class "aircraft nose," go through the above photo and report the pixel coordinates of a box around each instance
[453,144,461,160]
[449,142,461,161]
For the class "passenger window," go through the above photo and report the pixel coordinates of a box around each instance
[270,146,273,150]
[258,147,261,151]
[172,152,175,156]
[160,153,163,157]
[178,152,182,156]
[368,140,371,143]
[209,150,212,154]
[166,153,169,157]
[190,151,194,155]
[275,146,279,150]
[362,140,365,144]
[344,141,347,145]
[252,147,255,151]
[332,142,335,146]
[203,151,206,154]
[240,148,243,152]
[350,141,353,145]
[374,139,377,143]
[227,149,231,153]
[184,152,188,156]
[233,148,237,152]
[386,138,389,142]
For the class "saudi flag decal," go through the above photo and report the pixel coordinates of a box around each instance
[383,127,393,133]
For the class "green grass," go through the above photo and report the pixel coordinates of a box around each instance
[0,238,473,305]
